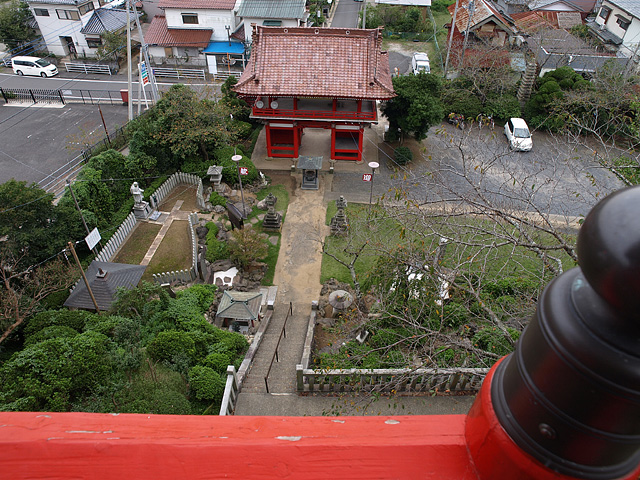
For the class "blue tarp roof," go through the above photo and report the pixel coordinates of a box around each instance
[204,41,245,54]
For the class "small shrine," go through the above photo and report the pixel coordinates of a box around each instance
[330,196,349,236]
[262,193,282,232]
[215,290,263,333]
[298,156,322,190]
[207,165,224,192]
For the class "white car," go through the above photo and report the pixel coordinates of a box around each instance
[12,56,58,77]
[411,52,430,74]
[504,118,532,151]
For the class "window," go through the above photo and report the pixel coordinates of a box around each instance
[56,9,80,20]
[599,5,611,20]
[263,20,281,26]
[616,15,631,30]
[78,2,94,15]
[182,13,198,24]
[86,37,102,48]
[33,8,49,16]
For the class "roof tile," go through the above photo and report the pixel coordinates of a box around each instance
[144,15,213,47]
[158,0,236,9]
[233,26,394,100]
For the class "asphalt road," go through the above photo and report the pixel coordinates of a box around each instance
[0,102,129,187]
[331,0,362,28]
[330,124,625,219]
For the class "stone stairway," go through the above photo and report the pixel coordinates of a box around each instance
[238,301,310,395]
[517,61,538,106]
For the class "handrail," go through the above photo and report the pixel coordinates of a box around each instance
[264,302,293,393]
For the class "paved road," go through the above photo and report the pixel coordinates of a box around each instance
[330,0,362,28]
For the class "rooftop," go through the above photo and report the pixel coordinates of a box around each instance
[236,0,306,19]
[144,15,213,47]
[81,8,135,35]
[448,0,514,36]
[233,26,395,100]
[158,0,236,9]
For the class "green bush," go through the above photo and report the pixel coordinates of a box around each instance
[188,365,224,401]
[206,237,229,263]
[472,327,520,356]
[150,388,192,414]
[203,352,231,374]
[442,89,483,119]
[394,146,413,165]
[484,94,521,122]
[147,330,197,364]
[25,310,93,336]
[24,325,79,347]
[483,276,538,297]
[209,192,227,207]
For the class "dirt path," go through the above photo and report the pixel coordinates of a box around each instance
[272,180,328,308]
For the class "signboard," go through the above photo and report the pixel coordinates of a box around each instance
[85,227,101,250]
[227,203,245,229]
[376,0,431,4]
[239,166,249,176]
[362,173,373,182]
[139,61,149,86]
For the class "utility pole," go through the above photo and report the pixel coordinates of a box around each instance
[98,105,110,145]
[443,0,460,78]
[133,3,159,102]
[126,0,133,121]
[68,241,100,312]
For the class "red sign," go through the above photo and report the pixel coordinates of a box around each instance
[362,173,373,182]
[239,167,249,176]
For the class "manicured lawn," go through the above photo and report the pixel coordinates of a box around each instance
[158,185,199,212]
[142,220,191,282]
[112,222,162,265]
[248,184,290,285]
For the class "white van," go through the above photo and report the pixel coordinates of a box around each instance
[411,52,430,74]
[12,56,58,77]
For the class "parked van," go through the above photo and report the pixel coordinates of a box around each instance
[12,56,58,77]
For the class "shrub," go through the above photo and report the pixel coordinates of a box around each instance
[394,146,413,165]
[150,388,191,415]
[25,310,93,336]
[472,327,520,356]
[147,330,197,364]
[209,192,227,207]
[483,276,538,297]
[484,94,521,122]
[24,325,79,347]
[188,365,225,401]
[203,352,231,374]
[442,89,483,119]
[206,237,229,263]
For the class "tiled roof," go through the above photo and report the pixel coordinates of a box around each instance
[608,0,640,19]
[63,261,146,311]
[236,0,305,19]
[144,15,212,47]
[233,27,395,100]
[81,8,135,34]
[511,10,560,30]
[216,290,263,320]
[158,0,236,9]
[448,0,515,35]
[28,0,77,4]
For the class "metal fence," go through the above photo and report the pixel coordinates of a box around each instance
[152,67,206,80]
[0,87,64,105]
[64,62,113,75]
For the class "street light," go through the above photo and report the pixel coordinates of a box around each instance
[368,161,379,215]
[232,154,247,218]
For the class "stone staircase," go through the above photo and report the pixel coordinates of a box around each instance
[517,61,538,106]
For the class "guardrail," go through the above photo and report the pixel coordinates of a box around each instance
[0,87,64,105]
[64,62,113,75]
[219,366,239,416]
[152,67,206,80]
[264,302,293,393]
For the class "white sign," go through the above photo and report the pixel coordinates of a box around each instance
[376,0,431,5]
[362,173,373,182]
[85,227,101,251]
[239,166,249,176]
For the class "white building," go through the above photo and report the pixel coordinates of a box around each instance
[589,0,640,63]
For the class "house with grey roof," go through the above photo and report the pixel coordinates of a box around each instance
[216,290,263,333]
[26,0,139,58]
[587,0,640,65]
[236,0,308,44]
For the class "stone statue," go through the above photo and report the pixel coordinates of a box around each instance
[130,182,144,205]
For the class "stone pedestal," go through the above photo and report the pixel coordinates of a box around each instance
[133,201,152,219]
[262,193,282,232]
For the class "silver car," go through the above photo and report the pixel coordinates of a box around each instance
[504,118,532,151]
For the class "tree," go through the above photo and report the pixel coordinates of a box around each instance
[0,1,36,50]
[95,31,126,63]
[381,73,444,142]
[0,251,75,346]
[228,228,268,270]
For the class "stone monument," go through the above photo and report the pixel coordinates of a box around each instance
[207,165,224,192]
[262,193,282,232]
[330,195,349,236]
[131,181,152,219]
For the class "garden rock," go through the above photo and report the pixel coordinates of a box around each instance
[196,226,208,241]
[213,205,226,214]
[209,259,235,272]
[256,198,268,210]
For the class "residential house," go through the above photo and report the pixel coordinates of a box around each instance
[527,0,595,17]
[588,0,640,62]
[447,0,517,68]
[235,0,307,44]
[144,0,246,71]
[232,26,395,161]
[26,0,137,58]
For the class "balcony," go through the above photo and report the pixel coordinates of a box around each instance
[251,97,377,122]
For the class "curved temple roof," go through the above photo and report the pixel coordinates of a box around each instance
[233,26,395,101]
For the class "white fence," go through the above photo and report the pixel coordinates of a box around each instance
[219,366,240,416]
[149,171,205,211]
[95,212,137,263]
[296,303,489,394]
[152,67,206,80]
[152,212,199,285]
[64,63,113,75]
